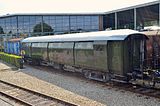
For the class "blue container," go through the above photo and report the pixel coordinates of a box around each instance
[3,42,5,52]
[4,38,22,55]
[10,42,13,54]
[7,42,11,54]
[15,42,20,55]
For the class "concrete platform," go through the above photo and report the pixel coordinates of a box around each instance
[0,61,105,106]
[0,61,17,71]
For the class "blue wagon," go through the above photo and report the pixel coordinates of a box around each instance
[4,38,23,55]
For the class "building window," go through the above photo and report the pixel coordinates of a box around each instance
[136,4,159,30]
[117,9,134,29]
[103,13,115,30]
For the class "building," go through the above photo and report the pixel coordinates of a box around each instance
[0,13,103,37]
[103,0,159,30]
[0,0,159,44]
[0,13,103,47]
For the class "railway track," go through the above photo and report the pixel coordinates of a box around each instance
[0,80,76,106]
[28,64,160,100]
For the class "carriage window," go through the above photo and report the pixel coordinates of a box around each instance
[32,43,38,47]
[94,45,104,51]
[49,42,74,49]
[75,42,93,49]
[32,43,47,48]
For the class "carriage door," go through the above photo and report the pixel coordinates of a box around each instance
[130,37,145,71]
[152,36,159,69]
[93,41,108,72]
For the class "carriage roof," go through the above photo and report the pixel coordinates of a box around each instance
[22,29,146,43]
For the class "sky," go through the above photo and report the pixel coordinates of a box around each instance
[0,0,157,16]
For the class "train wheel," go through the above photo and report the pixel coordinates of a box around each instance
[143,74,156,88]
[84,70,90,79]
[103,73,111,82]
[148,76,156,87]
[126,75,132,83]
[147,81,155,88]
[32,59,40,66]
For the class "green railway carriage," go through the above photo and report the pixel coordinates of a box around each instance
[31,43,48,60]
[22,29,148,82]
[48,42,74,65]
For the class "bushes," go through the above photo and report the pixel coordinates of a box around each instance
[0,52,23,68]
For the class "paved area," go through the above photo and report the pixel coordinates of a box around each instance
[0,61,14,71]
[0,61,105,106]
[0,61,18,72]
[0,99,12,106]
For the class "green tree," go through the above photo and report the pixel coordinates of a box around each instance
[8,31,12,34]
[0,26,4,34]
[33,22,54,34]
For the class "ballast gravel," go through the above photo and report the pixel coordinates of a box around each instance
[19,66,160,106]
[0,62,160,106]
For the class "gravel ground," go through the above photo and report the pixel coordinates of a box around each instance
[18,65,160,106]
[0,62,104,106]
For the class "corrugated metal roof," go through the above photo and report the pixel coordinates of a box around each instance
[22,29,145,43]
[9,38,23,42]
[142,30,160,36]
